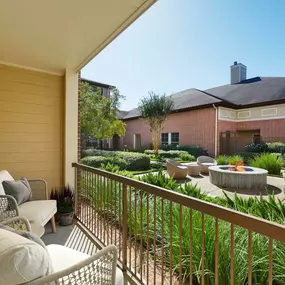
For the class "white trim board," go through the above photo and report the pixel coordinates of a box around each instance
[261,108,277,117]
[0,60,63,76]
[219,116,285,122]
[237,110,251,119]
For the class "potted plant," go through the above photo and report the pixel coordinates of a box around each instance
[50,185,74,226]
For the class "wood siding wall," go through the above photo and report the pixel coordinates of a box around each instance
[0,64,64,191]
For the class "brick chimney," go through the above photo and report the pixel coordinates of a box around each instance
[230,61,247,84]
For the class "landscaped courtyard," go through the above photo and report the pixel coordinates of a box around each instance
[75,142,285,284]
[80,143,285,202]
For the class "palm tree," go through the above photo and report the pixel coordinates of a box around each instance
[138,92,174,156]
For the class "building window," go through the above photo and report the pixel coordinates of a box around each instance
[161,132,179,145]
[161,133,168,145]
[171,132,179,145]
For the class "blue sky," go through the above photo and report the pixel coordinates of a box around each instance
[82,0,285,111]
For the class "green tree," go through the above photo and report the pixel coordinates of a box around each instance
[138,92,174,156]
[80,82,126,148]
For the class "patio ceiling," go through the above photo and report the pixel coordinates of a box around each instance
[0,0,156,75]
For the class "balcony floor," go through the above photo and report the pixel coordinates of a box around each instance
[42,221,100,256]
[42,222,74,246]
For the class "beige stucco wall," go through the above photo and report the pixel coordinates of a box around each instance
[0,64,64,191]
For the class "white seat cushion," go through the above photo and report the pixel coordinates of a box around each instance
[0,228,52,285]
[177,166,187,170]
[0,170,14,195]
[47,244,123,285]
[19,200,57,226]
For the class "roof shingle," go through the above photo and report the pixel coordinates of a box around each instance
[121,77,285,120]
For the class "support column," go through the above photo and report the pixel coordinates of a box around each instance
[64,69,79,187]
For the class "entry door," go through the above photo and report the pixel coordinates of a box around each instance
[134,134,141,149]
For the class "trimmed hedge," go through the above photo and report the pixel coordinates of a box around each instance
[244,142,285,153]
[82,149,116,158]
[159,144,207,157]
[80,156,128,169]
[145,150,196,162]
[245,142,268,153]
[267,142,285,153]
[145,150,186,158]
[118,152,150,170]
[80,149,150,171]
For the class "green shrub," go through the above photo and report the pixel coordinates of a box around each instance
[249,153,283,175]
[159,144,207,157]
[100,163,133,177]
[144,149,159,155]
[144,149,188,159]
[80,156,128,169]
[179,152,196,162]
[117,152,150,170]
[81,149,150,170]
[267,142,285,153]
[244,142,269,153]
[81,149,115,158]
[216,155,243,165]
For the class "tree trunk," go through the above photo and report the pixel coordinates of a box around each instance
[153,130,160,157]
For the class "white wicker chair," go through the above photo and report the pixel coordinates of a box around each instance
[0,217,122,285]
[0,170,57,232]
[197,156,217,174]
[166,159,188,180]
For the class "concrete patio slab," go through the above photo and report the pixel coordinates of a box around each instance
[136,171,285,200]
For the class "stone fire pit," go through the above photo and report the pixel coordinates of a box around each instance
[209,165,268,190]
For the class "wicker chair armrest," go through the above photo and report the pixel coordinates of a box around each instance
[0,216,31,232]
[28,179,48,200]
[29,245,119,285]
[0,194,19,220]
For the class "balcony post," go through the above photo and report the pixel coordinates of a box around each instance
[74,165,78,217]
[64,69,79,188]
[122,184,128,272]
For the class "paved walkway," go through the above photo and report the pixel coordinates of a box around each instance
[189,174,285,200]
[137,171,285,200]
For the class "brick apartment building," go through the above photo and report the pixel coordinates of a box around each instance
[118,62,285,156]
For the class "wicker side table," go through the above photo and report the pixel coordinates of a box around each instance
[186,163,202,176]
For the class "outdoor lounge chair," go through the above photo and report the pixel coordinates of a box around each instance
[197,156,217,174]
[0,216,123,285]
[166,159,188,180]
[0,170,57,233]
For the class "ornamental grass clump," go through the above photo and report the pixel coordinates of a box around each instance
[81,168,285,284]
[216,155,243,165]
[138,170,178,191]
[249,153,283,175]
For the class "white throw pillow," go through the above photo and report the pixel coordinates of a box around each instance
[0,229,53,285]
[0,170,14,195]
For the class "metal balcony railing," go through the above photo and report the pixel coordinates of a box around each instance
[72,162,285,285]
